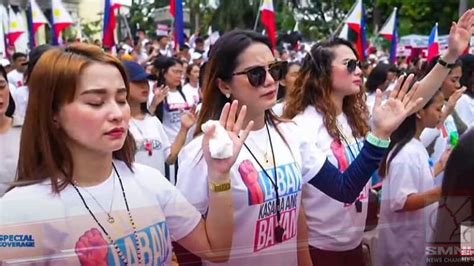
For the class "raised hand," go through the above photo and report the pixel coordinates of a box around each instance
[180,105,197,130]
[447,86,467,112]
[203,100,254,181]
[148,84,169,113]
[372,74,423,139]
[447,9,474,58]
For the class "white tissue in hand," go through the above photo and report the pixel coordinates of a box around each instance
[201,120,233,159]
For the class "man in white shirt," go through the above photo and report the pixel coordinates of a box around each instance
[7,53,27,90]
[11,45,52,118]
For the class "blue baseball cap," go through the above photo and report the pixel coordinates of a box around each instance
[122,60,156,82]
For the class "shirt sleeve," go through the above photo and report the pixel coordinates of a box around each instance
[159,180,202,241]
[176,138,210,215]
[307,141,388,203]
[135,164,202,242]
[455,95,472,126]
[386,162,420,212]
[420,127,440,148]
[155,117,171,159]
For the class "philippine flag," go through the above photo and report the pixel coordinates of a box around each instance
[260,0,276,49]
[345,0,367,60]
[379,7,398,64]
[52,0,74,45]
[427,23,439,62]
[169,0,184,48]
[102,0,120,48]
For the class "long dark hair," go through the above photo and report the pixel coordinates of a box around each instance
[365,63,391,94]
[0,65,15,117]
[441,128,474,196]
[460,54,474,98]
[277,62,301,101]
[379,89,443,177]
[194,30,287,138]
[152,56,187,121]
[430,129,474,253]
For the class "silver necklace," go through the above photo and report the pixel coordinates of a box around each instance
[73,171,116,224]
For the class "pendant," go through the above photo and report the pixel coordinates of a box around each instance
[274,225,285,243]
[144,140,153,156]
[264,152,270,164]
[107,215,115,224]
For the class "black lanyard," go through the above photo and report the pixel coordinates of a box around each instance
[243,119,285,243]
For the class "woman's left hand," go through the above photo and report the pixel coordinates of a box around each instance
[371,74,423,139]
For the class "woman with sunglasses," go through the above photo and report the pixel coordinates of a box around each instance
[283,11,474,266]
[176,29,421,265]
[0,44,251,264]
[283,38,377,266]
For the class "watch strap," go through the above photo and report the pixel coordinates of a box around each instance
[209,181,231,192]
[438,58,456,69]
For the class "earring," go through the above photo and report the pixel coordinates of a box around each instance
[225,93,231,99]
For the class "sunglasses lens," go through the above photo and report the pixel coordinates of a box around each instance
[247,67,266,87]
[269,62,285,81]
[347,60,356,73]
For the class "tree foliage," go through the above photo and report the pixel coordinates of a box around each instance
[126,0,474,42]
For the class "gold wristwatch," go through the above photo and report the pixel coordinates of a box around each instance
[209,181,231,192]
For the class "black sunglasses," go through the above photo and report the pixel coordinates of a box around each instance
[346,59,362,74]
[233,61,287,87]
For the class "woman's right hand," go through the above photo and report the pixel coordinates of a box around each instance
[202,100,254,182]
[446,86,467,113]
[148,84,169,113]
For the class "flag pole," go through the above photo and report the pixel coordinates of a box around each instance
[27,3,35,49]
[253,0,263,31]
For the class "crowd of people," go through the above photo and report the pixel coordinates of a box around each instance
[0,8,474,266]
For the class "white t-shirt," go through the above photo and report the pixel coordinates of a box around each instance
[182,83,200,104]
[7,69,24,89]
[0,161,201,265]
[376,138,438,266]
[455,94,474,128]
[420,114,458,167]
[162,90,196,143]
[293,107,370,251]
[366,92,376,114]
[11,85,29,118]
[0,116,23,197]
[177,122,326,265]
[129,114,171,175]
[272,102,284,116]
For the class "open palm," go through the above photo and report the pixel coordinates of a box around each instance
[447,9,474,57]
[372,74,423,137]
[202,100,254,181]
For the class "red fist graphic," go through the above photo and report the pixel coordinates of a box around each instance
[75,228,109,266]
[239,160,264,205]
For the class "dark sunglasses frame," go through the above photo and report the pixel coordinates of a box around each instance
[232,61,288,87]
[346,59,362,74]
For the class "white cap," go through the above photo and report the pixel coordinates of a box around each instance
[0,58,10,67]
[191,52,203,60]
